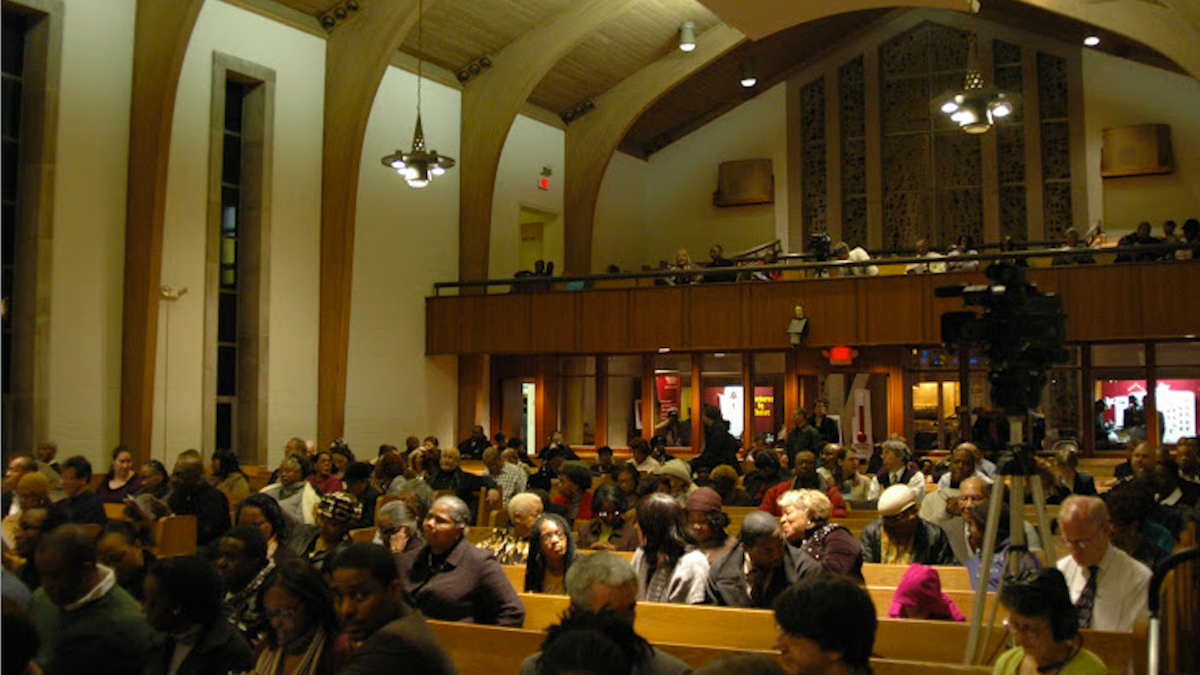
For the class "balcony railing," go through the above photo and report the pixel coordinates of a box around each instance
[426,249,1199,356]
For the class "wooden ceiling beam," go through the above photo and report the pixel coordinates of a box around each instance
[563,22,745,276]
[1044,0,1200,79]
[317,0,420,447]
[457,0,640,283]
[699,0,1198,80]
[697,0,969,40]
[120,0,205,464]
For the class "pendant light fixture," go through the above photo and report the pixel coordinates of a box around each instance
[381,0,454,188]
[931,4,1018,134]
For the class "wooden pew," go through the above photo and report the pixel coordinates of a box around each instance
[515,588,996,630]
[149,515,197,557]
[426,620,993,675]
[511,593,1142,675]
[846,505,1058,522]
[242,465,273,493]
[103,502,127,521]
[864,563,971,591]
[500,563,974,595]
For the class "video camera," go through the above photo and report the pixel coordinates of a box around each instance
[808,230,832,262]
[937,263,1068,416]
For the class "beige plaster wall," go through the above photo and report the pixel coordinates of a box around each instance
[44,0,135,466]
[1083,50,1200,239]
[489,115,565,280]
[592,152,650,272]
[158,0,325,468]
[593,82,788,271]
[343,64,461,453]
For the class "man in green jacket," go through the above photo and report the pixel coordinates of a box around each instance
[27,525,152,674]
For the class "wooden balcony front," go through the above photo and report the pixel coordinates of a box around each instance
[427,260,1200,355]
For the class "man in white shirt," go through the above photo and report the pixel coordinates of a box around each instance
[876,437,924,506]
[1056,495,1151,632]
[627,438,661,475]
[935,443,994,490]
[832,241,879,277]
[922,445,990,524]
[943,477,1042,566]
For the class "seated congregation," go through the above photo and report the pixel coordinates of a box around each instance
[1,424,1192,675]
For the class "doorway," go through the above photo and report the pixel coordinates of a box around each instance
[519,205,562,274]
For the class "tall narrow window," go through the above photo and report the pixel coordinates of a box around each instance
[1,3,58,458]
[216,79,245,454]
[206,56,274,466]
[2,11,28,431]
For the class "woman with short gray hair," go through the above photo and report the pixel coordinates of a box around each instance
[397,495,526,625]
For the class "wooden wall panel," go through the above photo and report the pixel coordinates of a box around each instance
[799,279,860,347]
[1054,266,1142,342]
[747,283,811,350]
[427,296,467,354]
[425,263,1200,355]
[1137,262,1200,339]
[529,293,578,353]
[472,295,532,354]
[630,288,685,352]
[859,277,926,345]
[577,290,631,353]
[688,284,745,350]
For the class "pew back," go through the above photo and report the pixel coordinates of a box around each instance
[500,563,973,593]
[149,515,198,557]
[509,592,1140,675]
[515,589,995,627]
[426,620,994,675]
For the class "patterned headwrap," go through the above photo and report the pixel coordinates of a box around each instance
[318,491,362,523]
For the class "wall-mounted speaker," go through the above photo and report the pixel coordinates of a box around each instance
[713,159,774,207]
[1101,124,1173,178]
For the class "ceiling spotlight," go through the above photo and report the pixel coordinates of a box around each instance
[679,21,696,52]
[739,59,756,88]
[1083,31,1101,47]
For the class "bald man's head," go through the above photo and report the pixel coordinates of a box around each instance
[172,455,205,486]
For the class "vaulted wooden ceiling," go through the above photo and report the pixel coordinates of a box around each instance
[268,0,1181,158]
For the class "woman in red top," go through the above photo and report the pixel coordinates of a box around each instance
[551,460,593,523]
[307,451,344,495]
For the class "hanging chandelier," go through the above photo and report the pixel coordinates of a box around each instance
[931,18,1018,134]
[381,0,454,188]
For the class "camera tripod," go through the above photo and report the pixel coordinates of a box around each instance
[963,414,1058,666]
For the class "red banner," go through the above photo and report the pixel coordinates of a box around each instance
[655,375,681,421]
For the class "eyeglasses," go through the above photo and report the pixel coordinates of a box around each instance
[595,510,620,518]
[1063,529,1104,550]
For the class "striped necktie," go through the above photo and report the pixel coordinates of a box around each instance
[1075,565,1099,628]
